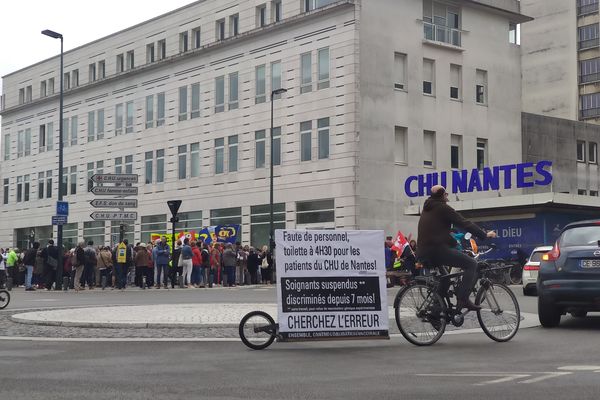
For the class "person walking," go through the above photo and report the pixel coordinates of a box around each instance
[73,242,86,292]
[40,239,59,290]
[153,237,170,289]
[83,241,97,289]
[222,243,237,287]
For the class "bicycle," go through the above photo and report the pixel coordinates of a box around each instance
[394,242,520,346]
[239,310,278,350]
[0,289,10,309]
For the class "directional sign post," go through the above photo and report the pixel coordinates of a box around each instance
[91,174,138,184]
[90,186,138,196]
[90,211,138,221]
[90,198,138,208]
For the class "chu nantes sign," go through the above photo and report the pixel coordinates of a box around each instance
[404,160,553,198]
[90,186,138,196]
[91,174,138,184]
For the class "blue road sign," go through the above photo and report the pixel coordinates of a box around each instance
[56,201,69,216]
[52,215,68,225]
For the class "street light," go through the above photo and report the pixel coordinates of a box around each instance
[42,29,64,290]
[269,88,287,262]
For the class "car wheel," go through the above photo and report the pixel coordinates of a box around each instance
[570,310,587,318]
[538,294,561,328]
[523,287,533,296]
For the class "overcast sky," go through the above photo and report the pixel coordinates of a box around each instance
[0,0,197,89]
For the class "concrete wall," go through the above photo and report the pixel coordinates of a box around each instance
[520,0,578,120]
[357,0,526,237]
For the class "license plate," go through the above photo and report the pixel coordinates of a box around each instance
[580,259,600,269]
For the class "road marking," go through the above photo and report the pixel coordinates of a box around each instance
[417,372,572,386]
[558,365,600,371]
[519,372,572,384]
[29,299,58,302]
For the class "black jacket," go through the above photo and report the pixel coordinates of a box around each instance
[417,197,487,255]
[23,248,37,265]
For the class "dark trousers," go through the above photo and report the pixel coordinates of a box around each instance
[420,246,478,300]
[155,264,168,286]
[44,265,56,290]
[170,266,182,288]
[115,264,127,289]
[248,269,258,284]
[0,270,6,288]
[83,264,95,288]
[225,266,236,286]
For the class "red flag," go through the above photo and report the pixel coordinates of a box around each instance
[391,231,409,253]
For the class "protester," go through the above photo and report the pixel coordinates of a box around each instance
[180,238,193,288]
[260,245,272,285]
[83,241,97,289]
[247,247,260,285]
[41,239,59,290]
[73,242,86,292]
[113,239,132,290]
[97,246,113,289]
[134,242,152,288]
[191,241,202,288]
[0,249,7,289]
[170,241,182,288]
[235,242,248,286]
[201,242,210,288]
[153,237,170,289]
[210,243,221,287]
[222,243,237,287]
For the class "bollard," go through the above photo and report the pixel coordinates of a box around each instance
[101,275,107,290]
[63,276,69,291]
[178,275,184,288]
[7,277,13,291]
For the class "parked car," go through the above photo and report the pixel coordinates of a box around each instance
[522,246,553,296]
[538,220,600,327]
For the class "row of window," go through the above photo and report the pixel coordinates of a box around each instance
[394,53,488,104]
[7,47,331,159]
[15,0,337,107]
[394,126,488,171]
[3,118,331,204]
[578,0,599,16]
[576,140,598,164]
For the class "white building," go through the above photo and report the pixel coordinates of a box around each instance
[0,0,529,250]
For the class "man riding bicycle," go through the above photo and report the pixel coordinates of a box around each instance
[417,185,497,311]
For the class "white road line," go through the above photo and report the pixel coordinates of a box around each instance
[519,372,572,384]
[417,373,530,386]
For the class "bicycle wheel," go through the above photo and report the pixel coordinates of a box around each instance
[475,282,520,342]
[239,311,276,350]
[395,284,446,346]
[508,264,522,285]
[0,289,9,309]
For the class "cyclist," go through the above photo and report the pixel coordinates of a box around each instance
[417,185,497,311]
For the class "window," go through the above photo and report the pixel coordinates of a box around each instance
[215,138,225,174]
[141,215,167,244]
[16,176,22,203]
[3,134,9,161]
[17,130,24,158]
[300,121,312,161]
[178,145,187,179]
[590,142,598,164]
[251,203,285,247]
[40,125,47,152]
[62,223,78,250]
[23,129,31,157]
[450,64,461,100]
[423,59,435,95]
[578,189,588,196]
[179,86,188,121]
[3,178,9,205]
[45,170,52,199]
[83,221,105,247]
[23,175,30,202]
[191,142,200,178]
[48,78,55,94]
[578,24,599,50]
[46,122,54,151]
[125,101,134,133]
[216,19,225,41]
[257,4,267,27]
[145,151,153,184]
[146,95,154,128]
[158,40,166,60]
[146,43,155,63]
[476,69,487,104]
[62,118,69,147]
[19,88,24,104]
[304,0,336,12]
[317,48,330,89]
[178,211,203,232]
[116,54,124,73]
[61,167,67,195]
[210,207,242,226]
[394,53,407,90]
[179,31,189,52]
[69,166,77,195]
[88,111,96,142]
[256,130,266,168]
[72,69,79,88]
[301,52,312,93]
[477,139,488,171]
[423,130,436,167]
[192,27,201,49]
[157,92,165,126]
[271,62,282,98]
[273,0,283,22]
[115,157,122,174]
[188,83,200,119]
[126,50,135,70]
[509,23,518,44]
[228,135,238,172]
[25,86,32,102]
[450,134,462,169]
[98,61,105,79]
[39,172,45,199]
[229,72,238,110]
[115,104,123,135]
[577,140,586,162]
[317,117,329,159]
[230,14,239,36]
[579,58,600,84]
[273,127,282,166]
[578,0,599,16]
[296,199,335,225]
[256,65,266,103]
[87,161,104,192]
[580,93,600,118]
[591,190,599,197]
[40,81,47,97]
[64,72,70,90]
[157,149,165,183]
[89,63,97,82]
[97,110,104,140]
[423,0,461,46]
[394,126,407,165]
[70,116,78,145]
[215,76,225,113]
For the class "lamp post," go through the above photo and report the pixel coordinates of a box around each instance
[269,88,287,259]
[42,29,64,290]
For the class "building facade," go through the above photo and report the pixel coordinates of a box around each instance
[0,0,529,249]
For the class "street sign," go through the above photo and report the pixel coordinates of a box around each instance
[91,174,138,184]
[90,198,138,208]
[90,186,138,196]
[56,201,69,216]
[90,211,138,221]
[52,215,68,225]
[167,200,182,216]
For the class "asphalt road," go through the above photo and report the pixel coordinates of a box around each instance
[1,286,598,400]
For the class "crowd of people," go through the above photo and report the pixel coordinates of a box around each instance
[0,236,275,291]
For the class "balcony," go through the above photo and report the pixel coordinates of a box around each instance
[578,3,599,16]
[578,37,600,50]
[424,22,461,47]
[580,72,600,84]
[581,107,600,119]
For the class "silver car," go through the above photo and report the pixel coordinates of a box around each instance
[522,246,553,296]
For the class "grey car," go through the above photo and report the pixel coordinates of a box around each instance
[538,220,600,327]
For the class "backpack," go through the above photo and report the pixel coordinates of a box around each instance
[71,251,78,266]
[84,248,97,265]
